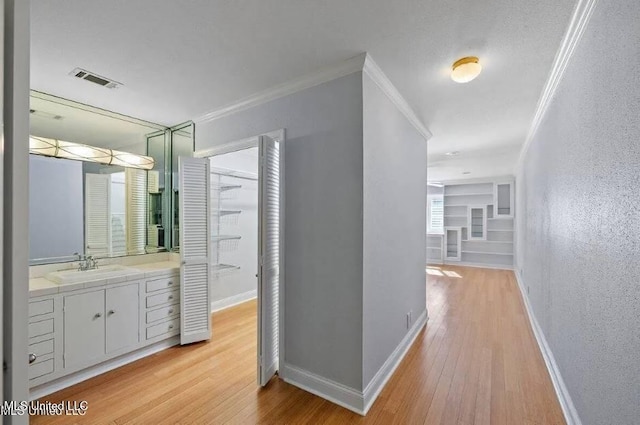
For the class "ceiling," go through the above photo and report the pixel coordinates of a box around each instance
[31,0,576,181]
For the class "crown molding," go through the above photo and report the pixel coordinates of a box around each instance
[362,55,432,141]
[194,53,367,124]
[194,53,432,142]
[516,0,599,170]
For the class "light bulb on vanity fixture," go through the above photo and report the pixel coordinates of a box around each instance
[29,136,155,170]
[451,56,482,83]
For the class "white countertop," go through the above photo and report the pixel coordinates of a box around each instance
[29,261,180,298]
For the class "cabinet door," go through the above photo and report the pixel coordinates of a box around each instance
[468,206,487,240]
[494,182,514,218]
[106,283,140,353]
[64,291,105,369]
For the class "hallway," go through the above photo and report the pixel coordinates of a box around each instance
[32,266,564,424]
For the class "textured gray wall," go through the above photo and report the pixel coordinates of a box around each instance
[515,1,640,423]
[196,73,365,389]
[362,73,427,387]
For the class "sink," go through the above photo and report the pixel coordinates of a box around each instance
[47,265,134,284]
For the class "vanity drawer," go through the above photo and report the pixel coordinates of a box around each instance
[146,318,179,340]
[146,303,180,324]
[146,289,179,308]
[29,339,54,358]
[29,299,54,318]
[29,358,54,380]
[146,276,178,293]
[28,319,54,339]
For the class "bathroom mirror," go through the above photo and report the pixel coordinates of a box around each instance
[29,91,169,265]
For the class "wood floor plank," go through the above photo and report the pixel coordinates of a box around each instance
[31,266,565,424]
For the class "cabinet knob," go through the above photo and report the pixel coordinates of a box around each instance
[108,310,115,316]
[168,308,174,314]
[168,281,174,286]
[94,313,102,319]
[28,353,37,364]
[169,324,174,330]
[168,295,174,300]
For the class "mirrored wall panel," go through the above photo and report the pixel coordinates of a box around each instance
[29,91,169,265]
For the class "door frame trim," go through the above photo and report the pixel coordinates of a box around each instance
[194,128,286,381]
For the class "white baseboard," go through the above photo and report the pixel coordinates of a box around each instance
[210,289,257,313]
[362,309,428,414]
[282,310,428,416]
[443,260,514,271]
[514,271,582,425]
[29,336,180,400]
[282,363,365,415]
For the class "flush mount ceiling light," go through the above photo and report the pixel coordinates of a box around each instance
[462,171,471,175]
[29,136,154,170]
[451,56,482,83]
[445,151,460,156]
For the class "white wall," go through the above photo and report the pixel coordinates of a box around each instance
[516,1,640,423]
[196,72,365,389]
[29,155,84,262]
[362,73,427,387]
[209,148,258,303]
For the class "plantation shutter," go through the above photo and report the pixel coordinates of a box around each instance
[85,173,111,256]
[258,135,282,386]
[179,157,212,344]
[125,168,147,255]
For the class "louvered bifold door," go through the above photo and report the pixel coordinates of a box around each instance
[85,173,112,256]
[125,168,147,256]
[179,157,212,345]
[258,135,282,386]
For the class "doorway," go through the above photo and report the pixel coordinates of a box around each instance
[191,130,284,386]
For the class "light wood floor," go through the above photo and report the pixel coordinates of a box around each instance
[33,266,565,424]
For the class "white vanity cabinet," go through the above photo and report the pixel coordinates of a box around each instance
[106,284,140,353]
[63,290,106,370]
[141,274,181,343]
[63,282,140,370]
[28,297,63,386]
[29,264,182,395]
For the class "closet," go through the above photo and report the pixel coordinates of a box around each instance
[209,148,259,307]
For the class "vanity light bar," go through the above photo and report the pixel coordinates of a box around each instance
[29,136,155,170]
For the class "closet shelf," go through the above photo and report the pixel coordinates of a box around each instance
[463,240,513,244]
[462,250,514,256]
[444,192,493,197]
[213,184,242,192]
[212,235,242,242]
[444,215,467,219]
[487,229,514,233]
[211,263,241,273]
[214,210,242,216]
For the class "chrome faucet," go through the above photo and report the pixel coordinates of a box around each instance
[77,254,98,271]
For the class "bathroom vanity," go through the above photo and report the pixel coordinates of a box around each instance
[28,257,181,397]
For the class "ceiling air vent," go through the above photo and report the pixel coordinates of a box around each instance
[69,67,123,89]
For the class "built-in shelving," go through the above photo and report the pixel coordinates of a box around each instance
[436,179,515,269]
[444,192,493,197]
[427,233,444,264]
[211,172,243,274]
[211,263,241,274]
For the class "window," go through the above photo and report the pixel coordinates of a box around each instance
[428,196,444,233]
